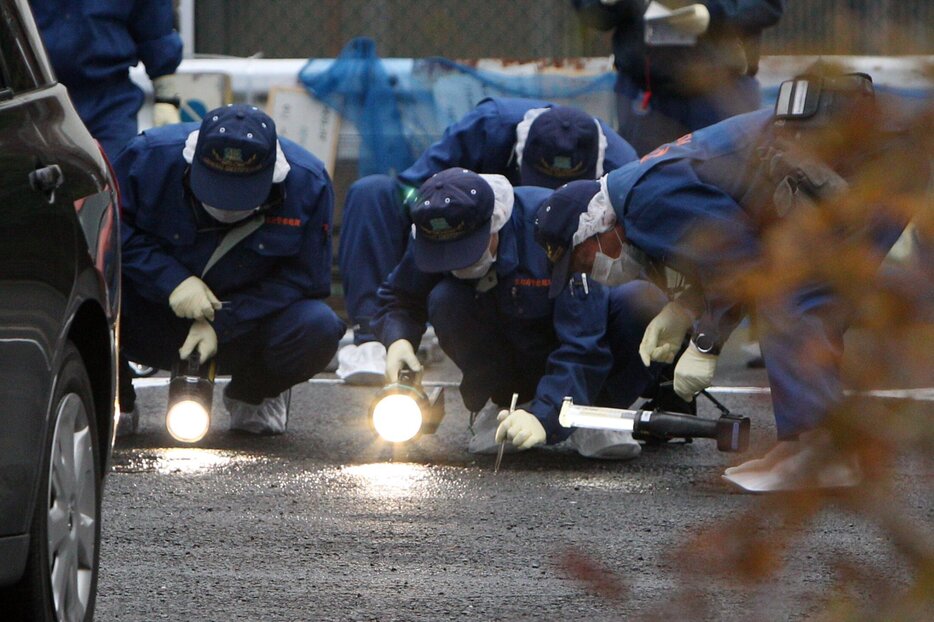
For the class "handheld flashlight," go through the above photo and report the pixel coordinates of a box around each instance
[369,367,445,443]
[558,397,750,452]
[166,353,216,443]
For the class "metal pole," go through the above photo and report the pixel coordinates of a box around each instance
[178,0,196,59]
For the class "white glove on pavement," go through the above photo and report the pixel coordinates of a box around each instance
[673,341,718,401]
[169,276,222,321]
[495,409,546,450]
[179,319,217,363]
[152,75,181,126]
[386,339,422,383]
[639,300,694,366]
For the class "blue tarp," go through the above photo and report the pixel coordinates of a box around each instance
[301,37,932,177]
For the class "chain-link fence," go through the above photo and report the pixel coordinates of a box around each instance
[194,0,933,59]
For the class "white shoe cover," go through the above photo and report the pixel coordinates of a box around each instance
[225,390,289,435]
[722,432,861,493]
[116,404,140,438]
[336,341,387,385]
[468,403,522,455]
[567,428,641,460]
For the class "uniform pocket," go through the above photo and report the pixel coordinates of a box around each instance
[246,223,303,257]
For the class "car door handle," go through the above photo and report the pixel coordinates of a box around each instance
[29,164,64,200]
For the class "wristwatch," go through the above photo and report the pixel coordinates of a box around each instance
[692,332,721,356]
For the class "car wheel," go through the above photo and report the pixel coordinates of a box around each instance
[5,343,102,622]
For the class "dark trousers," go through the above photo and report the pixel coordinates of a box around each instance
[71,78,144,161]
[615,74,761,156]
[427,278,668,415]
[338,175,411,344]
[119,286,344,411]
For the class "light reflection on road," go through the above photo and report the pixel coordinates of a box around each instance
[113,448,265,474]
[341,462,434,499]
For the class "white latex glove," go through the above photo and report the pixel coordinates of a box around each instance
[179,319,217,363]
[495,409,546,450]
[385,339,422,383]
[152,75,181,126]
[169,276,222,321]
[668,4,710,35]
[673,341,718,401]
[639,300,694,366]
[153,102,181,126]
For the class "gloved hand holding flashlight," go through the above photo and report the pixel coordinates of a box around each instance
[386,339,422,383]
[639,300,694,366]
[495,408,546,450]
[673,342,718,401]
[169,276,222,321]
[179,319,217,362]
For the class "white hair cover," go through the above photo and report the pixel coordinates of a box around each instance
[183,130,291,184]
[514,108,608,178]
[571,175,616,247]
[478,173,515,233]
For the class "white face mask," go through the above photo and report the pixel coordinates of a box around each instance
[203,203,259,224]
[451,248,496,280]
[589,230,643,287]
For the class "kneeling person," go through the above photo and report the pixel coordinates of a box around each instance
[371,168,669,458]
[116,104,345,436]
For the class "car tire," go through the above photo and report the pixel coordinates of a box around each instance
[1,342,102,622]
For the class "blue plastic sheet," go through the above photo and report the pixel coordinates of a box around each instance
[301,38,931,177]
[300,37,617,177]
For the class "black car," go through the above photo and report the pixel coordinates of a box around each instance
[0,1,120,620]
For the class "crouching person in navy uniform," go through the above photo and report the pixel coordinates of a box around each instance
[534,72,929,490]
[336,99,638,383]
[115,104,345,436]
[371,168,670,459]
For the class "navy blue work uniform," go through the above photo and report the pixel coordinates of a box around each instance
[340,97,638,344]
[30,0,183,159]
[601,108,912,438]
[372,186,666,442]
[114,123,344,410]
[572,0,784,155]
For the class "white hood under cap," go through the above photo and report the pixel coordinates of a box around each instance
[571,175,616,247]
[478,173,514,233]
[183,129,291,185]
[514,108,609,179]
[514,107,550,168]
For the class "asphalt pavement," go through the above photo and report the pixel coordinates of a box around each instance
[96,331,932,621]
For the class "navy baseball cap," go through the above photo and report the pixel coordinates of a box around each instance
[520,106,600,190]
[534,180,602,298]
[191,104,278,211]
[410,168,496,273]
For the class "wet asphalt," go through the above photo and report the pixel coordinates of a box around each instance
[96,334,932,621]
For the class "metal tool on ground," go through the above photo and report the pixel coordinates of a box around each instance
[165,353,216,443]
[494,393,519,474]
[558,395,750,452]
[369,366,445,443]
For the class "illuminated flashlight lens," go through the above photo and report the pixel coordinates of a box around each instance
[372,394,423,443]
[166,399,210,443]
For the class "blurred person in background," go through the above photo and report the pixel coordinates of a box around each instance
[573,0,785,155]
[30,0,184,159]
[114,105,344,436]
[372,168,679,460]
[534,70,929,490]
[337,98,638,383]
